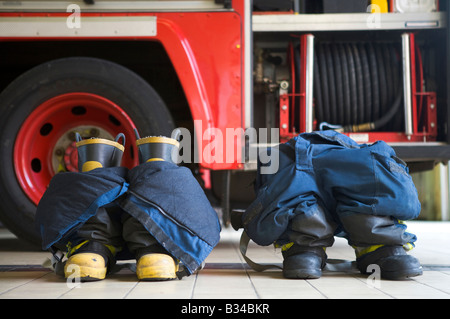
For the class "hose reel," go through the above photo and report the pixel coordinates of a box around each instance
[310,41,404,132]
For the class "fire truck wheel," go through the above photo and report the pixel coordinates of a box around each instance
[0,57,175,245]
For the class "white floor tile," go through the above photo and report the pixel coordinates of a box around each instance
[0,222,449,299]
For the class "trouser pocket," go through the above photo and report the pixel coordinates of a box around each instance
[370,151,421,220]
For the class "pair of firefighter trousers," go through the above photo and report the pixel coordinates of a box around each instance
[243,131,420,250]
[36,162,221,276]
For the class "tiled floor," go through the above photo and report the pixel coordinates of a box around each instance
[0,221,449,299]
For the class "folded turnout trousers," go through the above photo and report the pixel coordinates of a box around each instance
[243,131,420,251]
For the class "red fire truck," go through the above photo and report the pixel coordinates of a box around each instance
[0,0,448,244]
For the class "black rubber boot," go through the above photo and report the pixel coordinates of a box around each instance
[67,133,125,281]
[135,128,180,164]
[75,132,125,172]
[282,245,327,279]
[356,246,423,280]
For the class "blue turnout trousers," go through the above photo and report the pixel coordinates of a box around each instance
[36,162,221,277]
[243,131,420,253]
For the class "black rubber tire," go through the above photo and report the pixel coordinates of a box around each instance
[0,57,175,245]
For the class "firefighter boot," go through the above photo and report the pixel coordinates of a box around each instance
[135,128,180,164]
[131,130,181,280]
[282,244,327,279]
[64,133,125,281]
[124,217,180,281]
[75,132,125,172]
[135,246,179,281]
[64,240,116,282]
[356,245,423,280]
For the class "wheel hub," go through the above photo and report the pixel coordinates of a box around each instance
[14,92,138,205]
[52,125,114,173]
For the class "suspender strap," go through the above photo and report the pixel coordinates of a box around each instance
[239,231,283,272]
[239,231,357,273]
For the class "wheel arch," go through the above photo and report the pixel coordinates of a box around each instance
[0,39,194,130]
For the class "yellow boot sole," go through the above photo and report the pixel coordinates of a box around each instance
[64,253,107,281]
[136,253,178,281]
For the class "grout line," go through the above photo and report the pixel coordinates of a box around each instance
[352,274,396,299]
[123,281,140,299]
[244,267,261,299]
[305,280,329,299]
[189,272,199,299]
[231,238,262,299]
[411,273,450,296]
[57,286,77,299]
[0,271,50,297]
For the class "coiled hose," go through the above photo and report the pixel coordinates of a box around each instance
[312,42,404,132]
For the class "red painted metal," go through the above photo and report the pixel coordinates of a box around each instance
[155,12,243,170]
[281,35,310,140]
[299,35,310,134]
[410,33,419,135]
[0,8,245,170]
[288,41,295,131]
[279,94,290,137]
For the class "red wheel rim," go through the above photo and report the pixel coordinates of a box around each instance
[14,92,139,205]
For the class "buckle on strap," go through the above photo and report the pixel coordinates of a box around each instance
[42,246,66,277]
[49,246,64,263]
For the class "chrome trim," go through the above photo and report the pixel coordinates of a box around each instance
[305,34,314,133]
[244,0,253,129]
[402,33,414,136]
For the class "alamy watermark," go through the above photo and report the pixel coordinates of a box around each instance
[66,4,81,29]
[172,121,280,174]
[367,4,382,29]
[366,264,381,288]
[65,264,81,289]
